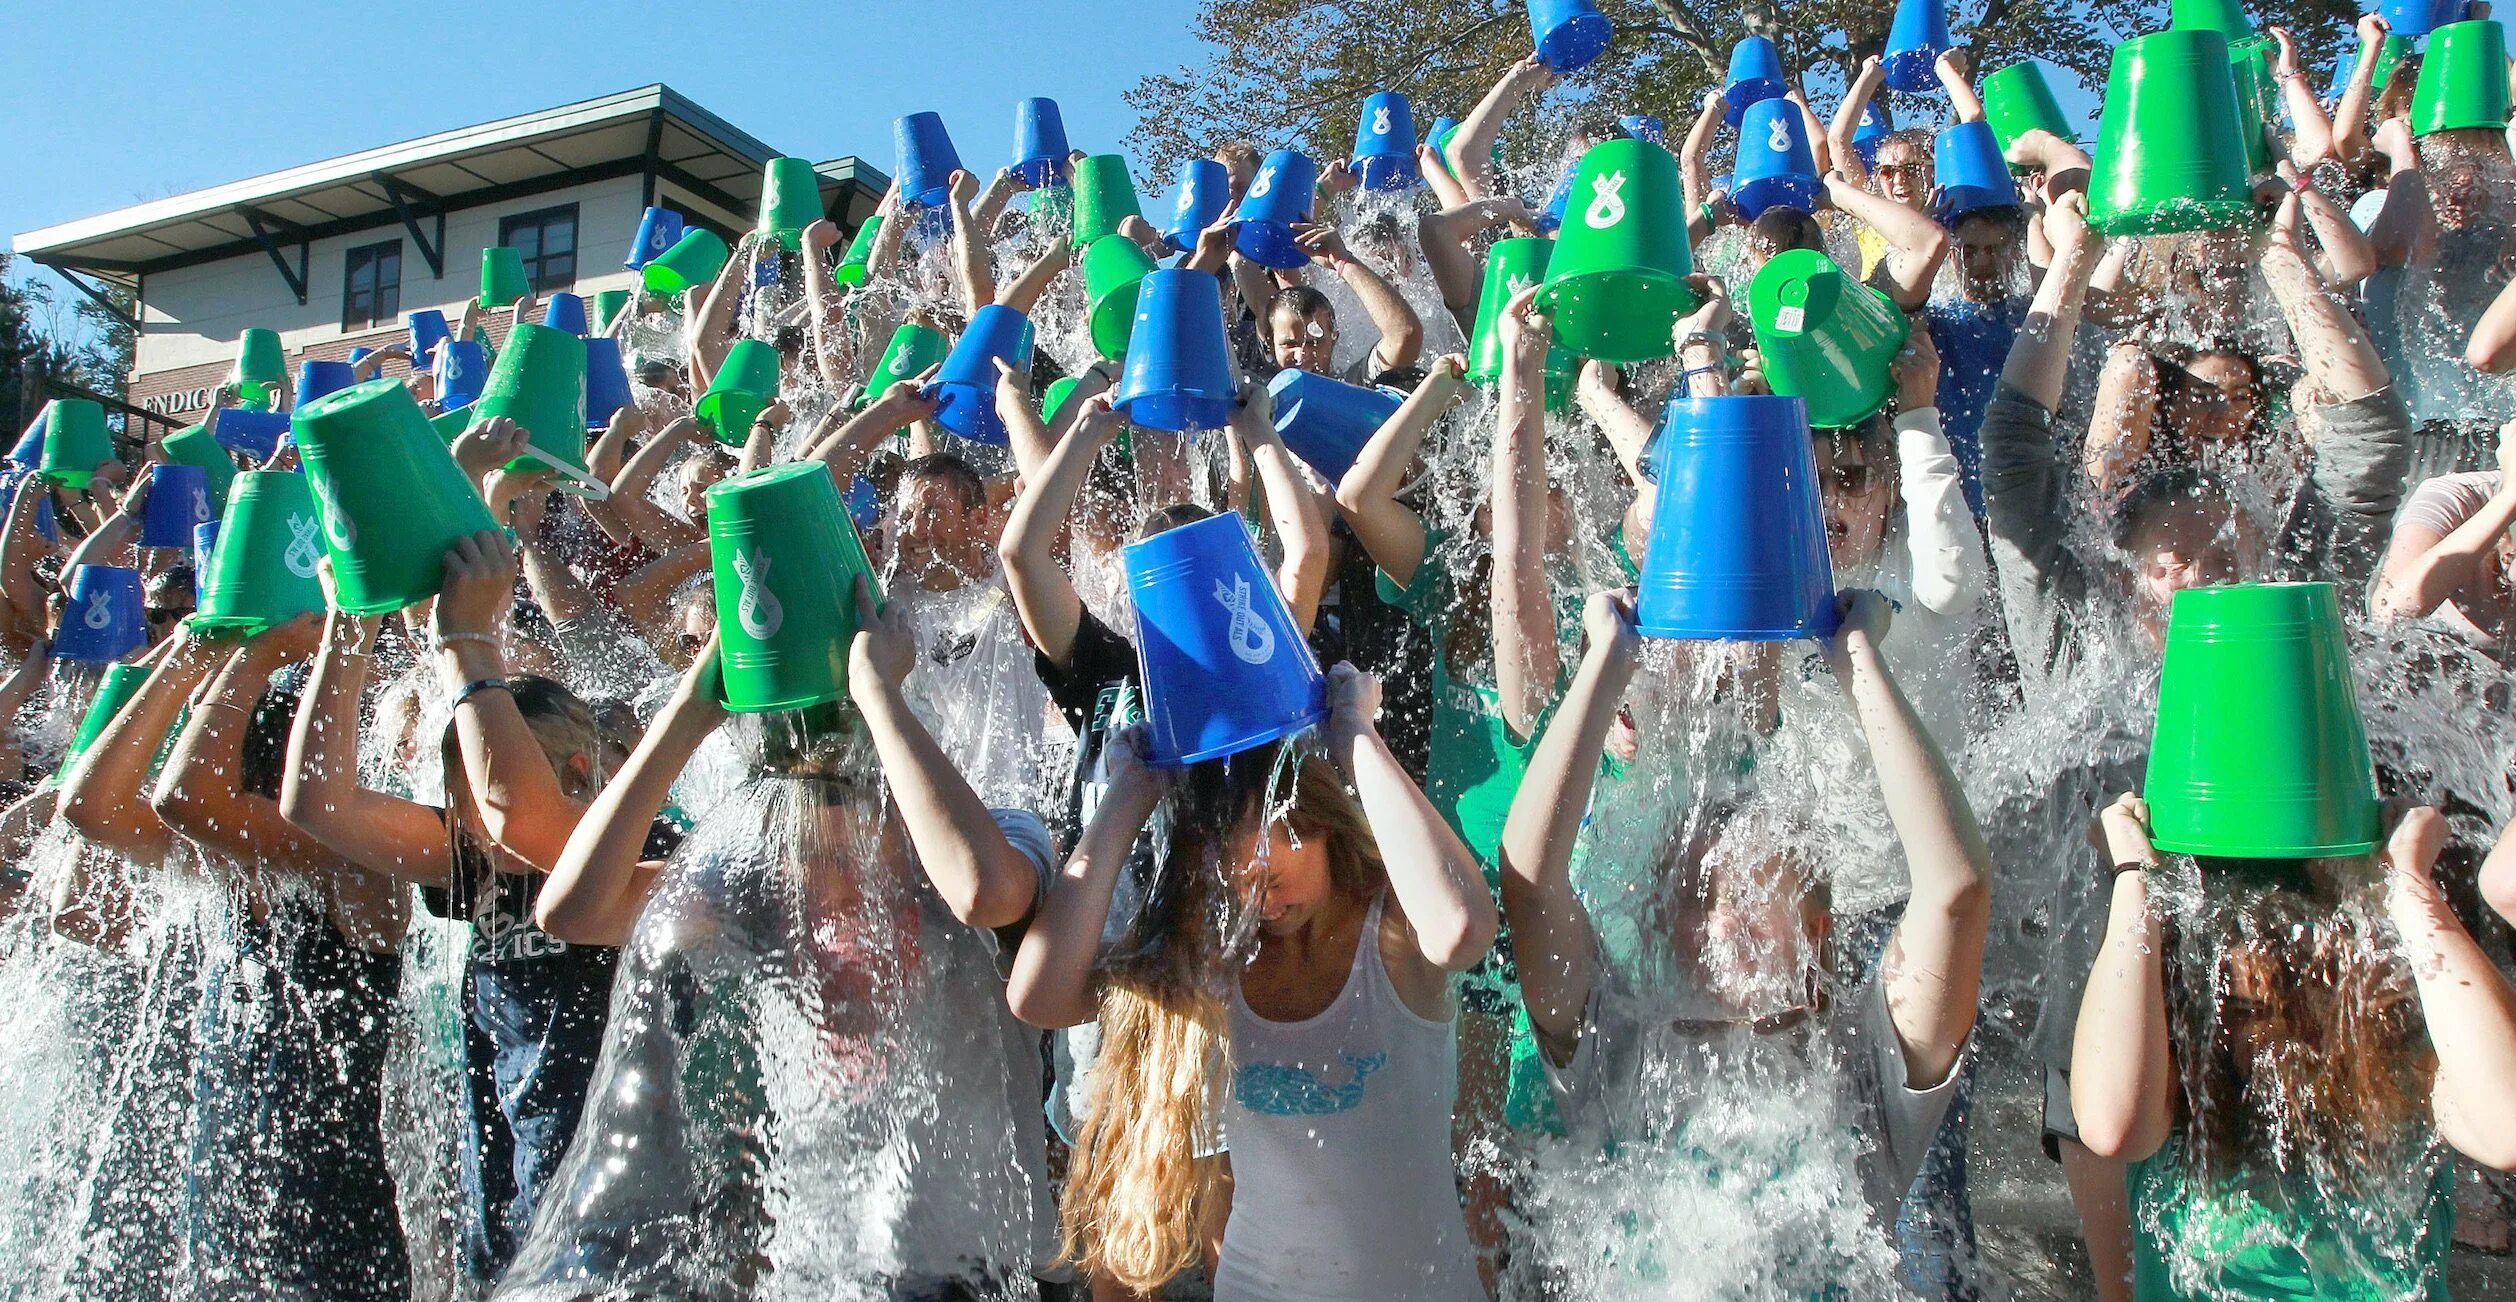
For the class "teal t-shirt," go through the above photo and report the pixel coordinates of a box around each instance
[1375,542,1542,871]
[2129,1137,2453,1300]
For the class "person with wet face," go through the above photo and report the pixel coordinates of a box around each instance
[1006,663,1497,1301]
[2073,800,2516,1299]
[1256,224,1425,385]
[1495,587,1992,1279]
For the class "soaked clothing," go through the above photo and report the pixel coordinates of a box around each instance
[184,900,408,1300]
[1925,297,2027,518]
[1214,896,1482,1301]
[2130,1137,2453,1300]
[894,573,1060,809]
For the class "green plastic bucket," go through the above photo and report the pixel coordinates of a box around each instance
[591,288,632,333]
[859,323,950,409]
[1983,62,2077,158]
[480,246,531,308]
[191,470,327,634]
[759,157,824,251]
[465,321,605,495]
[707,461,877,713]
[2168,0,2255,41]
[2144,582,2381,859]
[2412,20,2512,136]
[696,339,782,446]
[161,422,238,512]
[53,662,152,783]
[38,399,113,490]
[836,215,885,287]
[1466,237,1575,412]
[1536,138,1697,364]
[2229,34,2278,176]
[642,229,731,296]
[1083,234,1159,361]
[1072,155,1144,247]
[1747,249,1909,429]
[292,378,499,615]
[232,329,287,409]
[2089,30,2257,235]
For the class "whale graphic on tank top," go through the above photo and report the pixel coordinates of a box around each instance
[1234,1050,1387,1116]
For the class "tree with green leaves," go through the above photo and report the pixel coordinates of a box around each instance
[0,253,136,438]
[1124,0,2359,179]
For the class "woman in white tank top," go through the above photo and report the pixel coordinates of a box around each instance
[1009,665,1497,1300]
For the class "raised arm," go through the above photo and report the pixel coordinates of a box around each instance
[1825,172,1949,310]
[2068,794,2177,1162]
[1491,283,1559,739]
[1830,57,1888,191]
[2381,807,2516,1169]
[1002,395,1122,669]
[60,463,148,576]
[2333,14,2393,162]
[2270,28,2336,171]
[1892,330,1986,615]
[996,233,1073,318]
[800,219,856,392]
[848,579,1039,929]
[153,619,346,868]
[58,634,212,867]
[279,608,452,885]
[433,530,590,871]
[993,358,1062,484]
[2081,343,2163,497]
[1231,379,1333,631]
[1683,90,1732,244]
[1334,357,1460,584]
[2262,192,2392,404]
[580,404,647,545]
[686,233,762,393]
[1498,591,1636,1062]
[2374,424,2516,620]
[1005,723,1164,1029]
[947,170,997,317]
[1830,591,1992,1086]
[1327,665,1493,968]
[603,415,707,553]
[1449,55,1554,201]
[1936,49,1986,123]
[535,640,721,946]
[2293,176,2379,288]
[0,475,59,644]
[1420,198,1533,321]
[1297,224,1422,373]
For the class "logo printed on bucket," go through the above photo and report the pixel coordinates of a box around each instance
[731,547,784,639]
[283,514,323,579]
[1584,172,1628,228]
[192,488,210,523]
[1215,574,1277,664]
[1767,115,1792,153]
[82,592,112,630]
[1372,106,1393,135]
[311,479,358,550]
[1250,165,1276,198]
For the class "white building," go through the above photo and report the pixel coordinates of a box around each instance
[13,84,885,432]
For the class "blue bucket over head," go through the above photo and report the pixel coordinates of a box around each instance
[895,112,965,211]
[438,339,490,411]
[1234,150,1318,269]
[1725,36,1789,126]
[142,462,213,549]
[1527,0,1613,74]
[53,565,148,663]
[406,310,452,372]
[626,206,687,271]
[1014,98,1073,188]
[1267,370,1403,483]
[1883,0,1952,92]
[1167,159,1233,252]
[1732,99,1821,221]
[1537,167,1574,233]
[9,413,46,469]
[1124,511,1328,766]
[1354,92,1418,192]
[1636,395,1839,641]
[927,305,1036,446]
[584,337,634,431]
[295,360,359,410]
[1113,269,1238,432]
[1934,121,2021,223]
[193,521,219,600]
[542,293,590,336]
[210,407,290,460]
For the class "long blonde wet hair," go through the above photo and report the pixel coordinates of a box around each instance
[1058,750,1385,1290]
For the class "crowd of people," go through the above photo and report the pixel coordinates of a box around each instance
[11,4,2516,1299]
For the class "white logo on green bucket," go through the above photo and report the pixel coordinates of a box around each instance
[284,515,322,579]
[1215,575,1276,665]
[1507,273,1535,294]
[731,548,784,640]
[309,477,357,550]
[1372,106,1392,136]
[1250,166,1276,199]
[82,592,112,630]
[1585,172,1627,229]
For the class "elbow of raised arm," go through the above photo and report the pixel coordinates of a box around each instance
[945,855,1038,932]
[1004,968,1095,1031]
[1426,897,1501,973]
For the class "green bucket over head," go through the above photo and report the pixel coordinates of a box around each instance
[1082,234,1159,362]
[2167,0,2255,42]
[642,229,731,296]
[1041,376,1084,426]
[591,288,632,333]
[161,422,238,511]
[1983,62,2076,159]
[859,323,950,410]
[38,399,113,490]
[292,378,499,615]
[480,246,531,308]
[1537,137,1698,364]
[835,215,885,287]
[192,470,328,634]
[2090,30,2258,235]
[707,460,877,713]
[2144,582,2381,859]
[759,157,825,251]
[2413,20,2513,137]
[1468,237,1575,411]
[232,329,287,409]
[52,662,152,784]
[1072,155,1144,247]
[466,321,605,496]
[1747,248,1909,430]
[698,340,782,446]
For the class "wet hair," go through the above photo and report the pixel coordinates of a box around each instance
[1747,208,1826,257]
[1136,501,1215,542]
[1953,205,2028,241]
[1213,140,1262,171]
[899,452,986,512]
[1269,285,1335,324]
[439,674,604,887]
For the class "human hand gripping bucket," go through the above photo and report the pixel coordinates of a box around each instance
[1233,151,1319,270]
[1526,0,1613,75]
[1748,248,1909,429]
[292,378,499,615]
[2088,30,2257,235]
[190,470,327,634]
[1124,512,1327,766]
[53,565,147,663]
[161,421,237,512]
[1267,370,1404,482]
[1466,238,1574,410]
[1537,138,1697,364]
[706,461,877,714]
[140,462,213,550]
[1983,61,2077,159]
[758,157,825,252]
[209,407,291,461]
[465,321,607,497]
[928,306,1037,445]
[895,112,965,212]
[859,323,950,410]
[1724,36,1788,126]
[232,329,287,409]
[480,246,531,308]
[2143,582,2381,858]
[1635,395,1838,641]
[836,215,886,287]
[1113,269,1238,432]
